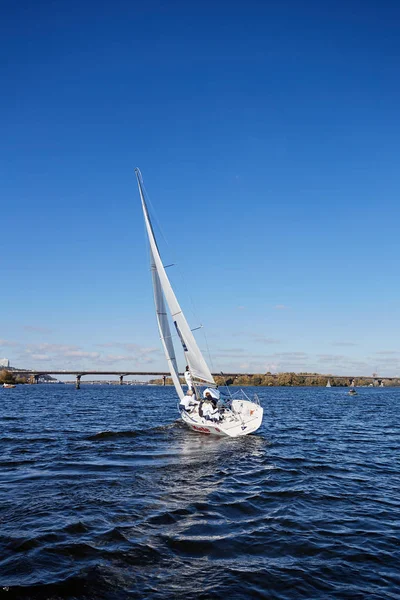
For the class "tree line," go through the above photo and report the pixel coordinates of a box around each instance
[0,370,28,384]
[149,372,400,387]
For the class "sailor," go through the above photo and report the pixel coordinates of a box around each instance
[209,404,222,422]
[202,388,222,421]
[201,399,213,420]
[202,400,221,422]
[179,390,198,413]
[204,391,217,409]
[184,366,193,391]
[203,387,220,409]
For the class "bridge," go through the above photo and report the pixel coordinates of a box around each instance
[13,370,172,389]
[11,369,394,389]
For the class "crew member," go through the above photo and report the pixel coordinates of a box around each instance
[179,390,198,413]
[184,366,193,391]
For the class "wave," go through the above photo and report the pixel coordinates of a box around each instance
[86,430,141,441]
[86,421,181,441]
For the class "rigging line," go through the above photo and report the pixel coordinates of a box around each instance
[139,174,176,256]
[202,326,215,378]
[166,242,215,377]
[150,264,174,271]
[159,332,180,341]
[166,242,215,373]
[138,180,156,299]
[220,371,233,399]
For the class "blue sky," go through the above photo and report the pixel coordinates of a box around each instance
[1,0,400,378]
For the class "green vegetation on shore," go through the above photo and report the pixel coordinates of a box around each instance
[150,372,400,387]
[0,370,27,385]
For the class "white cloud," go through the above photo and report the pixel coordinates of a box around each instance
[97,354,155,365]
[25,343,80,354]
[248,334,280,344]
[215,350,312,375]
[100,354,129,362]
[317,354,347,362]
[96,342,160,355]
[7,338,164,371]
[215,347,246,355]
[0,339,19,347]
[233,332,280,344]
[64,351,101,359]
[273,352,308,358]
[373,356,400,365]
[23,325,53,334]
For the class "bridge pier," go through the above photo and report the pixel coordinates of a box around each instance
[76,375,81,390]
[119,375,124,385]
[163,375,166,386]
[34,374,39,384]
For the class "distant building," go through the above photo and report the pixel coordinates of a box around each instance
[0,358,10,368]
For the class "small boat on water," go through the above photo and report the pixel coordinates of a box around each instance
[136,169,263,437]
[2,383,16,388]
[348,380,357,396]
[326,379,331,388]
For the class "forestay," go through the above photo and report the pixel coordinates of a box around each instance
[136,169,215,386]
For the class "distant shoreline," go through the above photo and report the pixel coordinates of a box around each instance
[150,373,399,387]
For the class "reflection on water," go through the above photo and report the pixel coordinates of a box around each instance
[0,385,399,599]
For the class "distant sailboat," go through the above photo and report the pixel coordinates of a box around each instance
[136,168,264,437]
[349,379,358,396]
[326,379,331,388]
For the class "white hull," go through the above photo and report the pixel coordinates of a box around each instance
[181,399,263,437]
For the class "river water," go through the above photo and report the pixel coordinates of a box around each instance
[0,385,399,599]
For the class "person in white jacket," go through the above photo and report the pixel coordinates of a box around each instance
[179,390,198,413]
[184,366,193,391]
[201,398,222,422]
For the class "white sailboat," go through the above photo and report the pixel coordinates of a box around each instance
[349,379,358,395]
[136,168,263,437]
[326,379,331,388]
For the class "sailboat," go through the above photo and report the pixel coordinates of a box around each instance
[348,379,358,396]
[136,169,263,437]
[326,379,331,388]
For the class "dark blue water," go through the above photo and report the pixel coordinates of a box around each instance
[1,385,399,599]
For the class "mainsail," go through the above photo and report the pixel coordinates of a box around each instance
[150,245,184,400]
[136,169,215,389]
